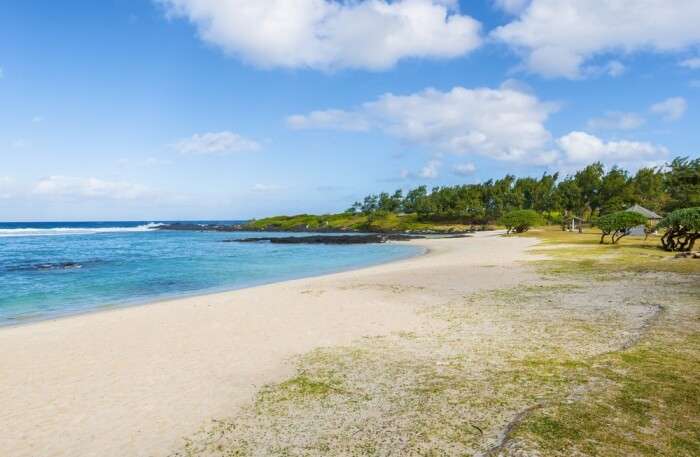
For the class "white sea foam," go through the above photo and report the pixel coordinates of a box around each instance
[0,223,163,237]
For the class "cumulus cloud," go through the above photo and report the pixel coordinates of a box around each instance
[492,0,700,78]
[174,131,261,155]
[587,111,645,131]
[157,0,481,71]
[287,110,370,131]
[419,160,441,178]
[453,162,477,176]
[680,57,700,69]
[557,131,668,165]
[288,83,559,163]
[32,176,152,200]
[493,0,531,15]
[650,97,687,121]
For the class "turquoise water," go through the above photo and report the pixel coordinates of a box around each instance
[0,222,422,325]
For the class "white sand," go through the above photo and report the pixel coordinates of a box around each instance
[0,232,538,457]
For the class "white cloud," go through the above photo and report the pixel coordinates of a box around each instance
[492,0,700,78]
[587,111,645,131]
[158,0,482,71]
[557,131,668,165]
[650,97,687,121]
[288,83,559,163]
[32,115,43,123]
[453,162,477,176]
[419,160,441,178]
[32,176,152,200]
[286,110,370,132]
[580,60,626,78]
[251,183,283,193]
[493,0,531,15]
[174,131,261,155]
[11,139,30,149]
[680,57,700,69]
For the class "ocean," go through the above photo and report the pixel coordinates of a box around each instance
[0,221,422,325]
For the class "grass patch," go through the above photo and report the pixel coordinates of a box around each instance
[520,226,700,275]
[516,334,700,457]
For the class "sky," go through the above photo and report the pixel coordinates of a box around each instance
[1,0,699,221]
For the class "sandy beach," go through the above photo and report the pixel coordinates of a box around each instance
[0,232,539,457]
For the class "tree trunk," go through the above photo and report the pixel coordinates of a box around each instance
[614,231,629,244]
[688,235,698,252]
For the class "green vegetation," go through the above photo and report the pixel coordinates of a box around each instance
[595,210,647,244]
[248,156,699,233]
[501,209,541,234]
[501,226,700,456]
[658,207,700,251]
[520,226,700,275]
[176,226,700,456]
[245,212,477,233]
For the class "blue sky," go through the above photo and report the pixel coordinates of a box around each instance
[1,0,699,221]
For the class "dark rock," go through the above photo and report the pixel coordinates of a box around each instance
[224,234,424,245]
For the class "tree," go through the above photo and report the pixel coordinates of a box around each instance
[596,211,647,244]
[658,207,700,252]
[501,209,541,234]
[599,166,634,214]
[403,186,428,214]
[574,162,604,220]
[664,157,700,211]
[534,172,560,217]
[361,194,379,215]
[555,178,584,220]
[632,166,667,213]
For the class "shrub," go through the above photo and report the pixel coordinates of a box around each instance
[596,211,647,244]
[501,210,541,234]
[657,207,700,251]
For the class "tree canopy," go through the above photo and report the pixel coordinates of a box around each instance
[596,211,647,244]
[501,210,541,234]
[347,157,699,225]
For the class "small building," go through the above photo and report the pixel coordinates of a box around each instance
[568,216,585,233]
[626,204,662,236]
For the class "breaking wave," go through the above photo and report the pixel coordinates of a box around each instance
[0,223,163,237]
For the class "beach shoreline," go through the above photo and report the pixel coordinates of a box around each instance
[0,240,427,330]
[0,231,538,457]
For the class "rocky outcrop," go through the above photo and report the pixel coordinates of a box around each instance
[224,234,424,244]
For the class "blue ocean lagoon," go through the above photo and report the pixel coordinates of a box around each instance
[0,222,422,325]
